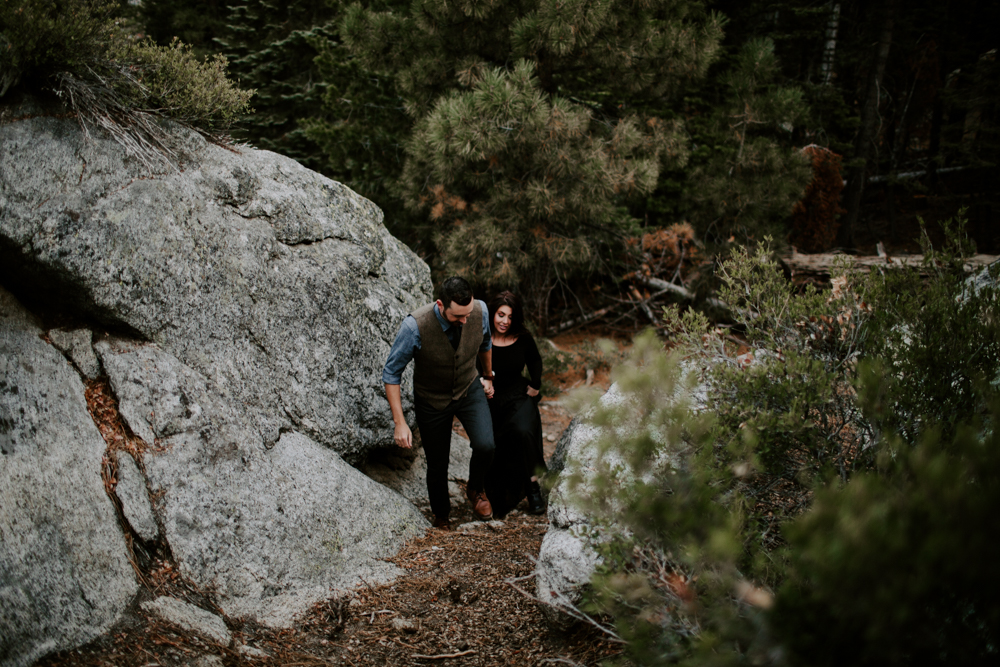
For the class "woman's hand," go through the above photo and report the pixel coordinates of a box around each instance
[526,386,539,398]
[481,376,495,399]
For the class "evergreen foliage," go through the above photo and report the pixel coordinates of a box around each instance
[679,38,811,248]
[402,60,683,324]
[303,34,412,241]
[213,0,336,170]
[569,214,1000,664]
[664,240,872,579]
[1,0,121,97]
[774,410,1000,665]
[335,0,725,326]
[856,213,1000,443]
[131,0,228,58]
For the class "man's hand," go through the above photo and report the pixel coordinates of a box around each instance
[394,422,413,449]
[478,349,494,399]
[526,385,539,398]
[384,383,413,449]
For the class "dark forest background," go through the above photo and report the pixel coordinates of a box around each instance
[120,0,1000,329]
[5,0,998,329]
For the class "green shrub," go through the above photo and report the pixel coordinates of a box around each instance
[856,213,1000,444]
[566,333,745,665]
[572,216,1000,665]
[663,240,871,581]
[0,0,117,96]
[774,397,1000,666]
[1,0,252,160]
[120,38,253,131]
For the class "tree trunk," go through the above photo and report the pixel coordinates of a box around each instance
[886,67,920,243]
[836,0,898,250]
[927,97,944,186]
[821,2,841,86]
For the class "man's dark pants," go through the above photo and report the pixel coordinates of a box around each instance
[414,381,495,519]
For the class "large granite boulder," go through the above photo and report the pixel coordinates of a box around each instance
[90,300,428,630]
[0,97,430,463]
[0,97,436,661]
[0,288,138,667]
[535,387,624,627]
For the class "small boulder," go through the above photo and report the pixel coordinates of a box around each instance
[363,432,474,511]
[391,617,418,633]
[114,451,159,542]
[141,596,232,646]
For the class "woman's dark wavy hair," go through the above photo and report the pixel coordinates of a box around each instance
[487,291,528,337]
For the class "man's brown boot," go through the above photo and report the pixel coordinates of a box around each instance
[432,516,451,531]
[466,488,493,521]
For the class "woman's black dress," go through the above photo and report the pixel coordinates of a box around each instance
[485,333,547,518]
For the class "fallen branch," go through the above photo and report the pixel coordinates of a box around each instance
[555,306,613,333]
[412,649,477,659]
[504,578,624,643]
[634,276,731,316]
[638,275,695,300]
[632,287,658,323]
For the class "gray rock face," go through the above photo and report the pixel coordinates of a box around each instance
[535,389,625,626]
[48,327,101,379]
[95,337,429,627]
[0,104,431,462]
[534,528,602,630]
[963,258,1000,299]
[363,432,474,511]
[536,379,698,627]
[546,416,580,478]
[0,288,138,667]
[114,452,159,542]
[140,597,232,646]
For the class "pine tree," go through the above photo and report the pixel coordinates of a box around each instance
[302,36,413,243]
[214,0,337,171]
[680,38,812,248]
[132,0,229,58]
[333,0,724,327]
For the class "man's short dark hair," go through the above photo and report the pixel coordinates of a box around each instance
[439,276,474,308]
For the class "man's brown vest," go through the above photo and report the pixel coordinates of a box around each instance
[412,301,483,410]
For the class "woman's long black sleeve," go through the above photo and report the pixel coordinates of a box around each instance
[523,334,543,390]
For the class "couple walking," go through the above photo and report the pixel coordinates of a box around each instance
[382,277,547,530]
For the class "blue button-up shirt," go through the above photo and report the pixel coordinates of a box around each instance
[382,300,492,385]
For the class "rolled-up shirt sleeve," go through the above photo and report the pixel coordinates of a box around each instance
[382,316,420,385]
[479,300,492,352]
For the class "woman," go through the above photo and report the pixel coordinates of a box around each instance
[483,291,547,518]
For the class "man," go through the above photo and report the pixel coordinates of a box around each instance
[382,276,495,530]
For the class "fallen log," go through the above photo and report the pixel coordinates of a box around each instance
[783,251,999,280]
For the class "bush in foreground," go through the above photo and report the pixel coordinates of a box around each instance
[571,219,1000,665]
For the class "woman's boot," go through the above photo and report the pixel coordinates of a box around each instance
[526,480,546,515]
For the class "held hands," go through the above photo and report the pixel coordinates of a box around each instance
[480,376,495,399]
[394,422,413,449]
[526,386,539,398]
